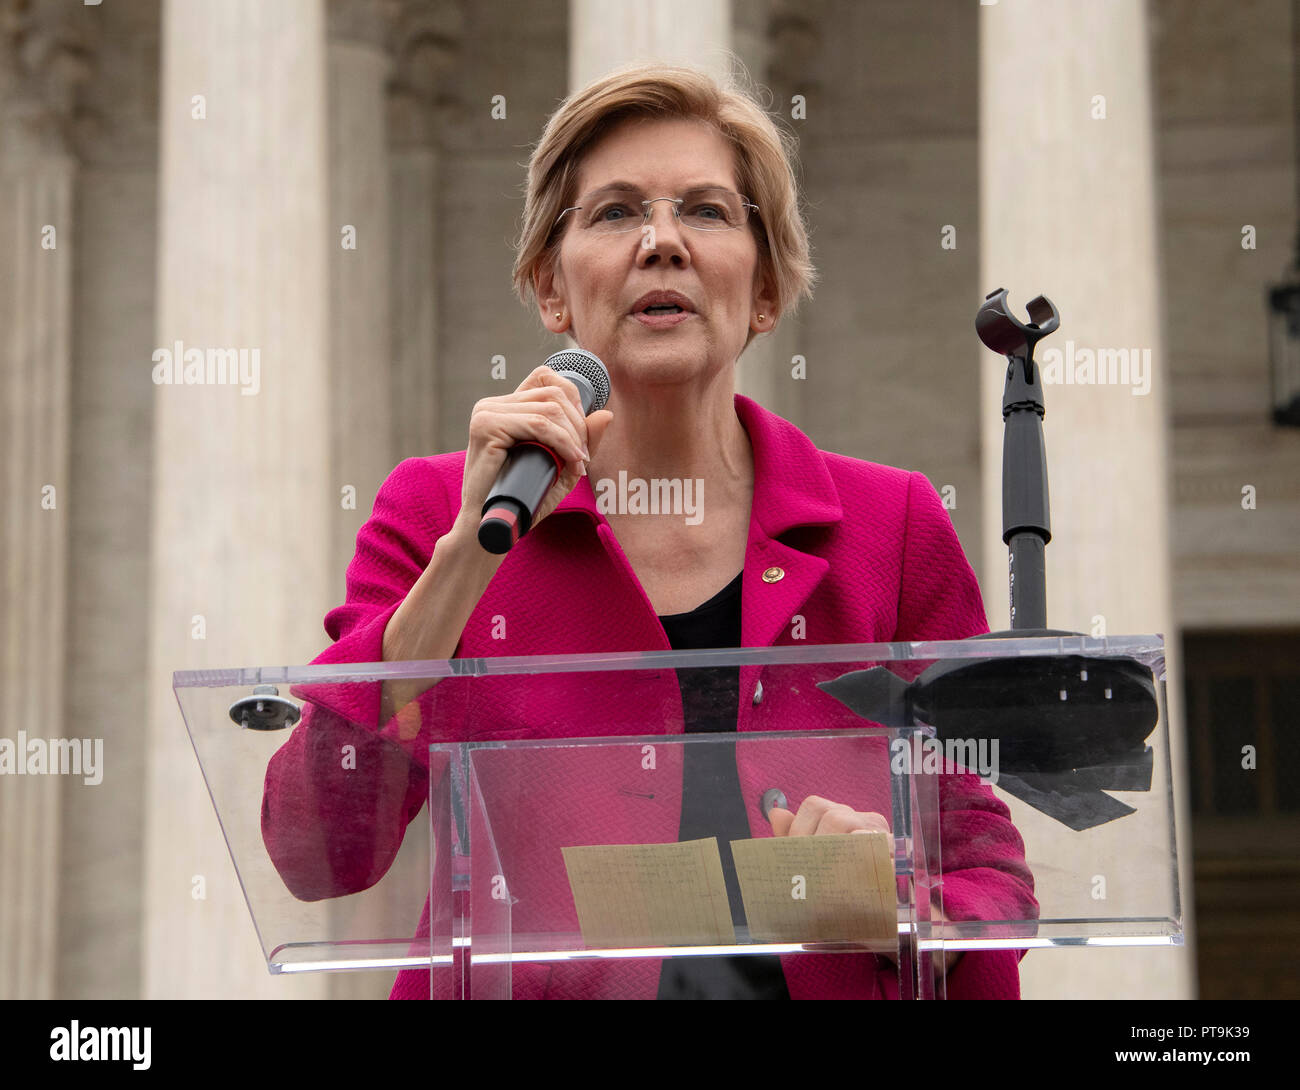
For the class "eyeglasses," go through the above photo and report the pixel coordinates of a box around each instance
[554,186,759,235]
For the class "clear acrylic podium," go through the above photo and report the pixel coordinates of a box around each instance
[173,635,1182,999]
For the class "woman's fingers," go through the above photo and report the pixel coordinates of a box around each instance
[459,366,613,533]
[767,806,795,837]
[516,366,593,449]
[470,400,586,460]
[767,795,890,837]
[473,372,588,453]
[839,811,890,836]
[788,796,843,837]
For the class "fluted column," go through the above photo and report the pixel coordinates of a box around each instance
[59,0,159,1000]
[566,0,805,417]
[325,0,409,1004]
[731,0,806,422]
[145,0,331,998]
[388,2,462,460]
[327,0,396,596]
[979,0,1192,998]
[569,0,733,100]
[0,0,85,1000]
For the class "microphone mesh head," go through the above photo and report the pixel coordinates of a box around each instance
[544,349,611,412]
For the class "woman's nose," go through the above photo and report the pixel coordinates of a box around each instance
[636,204,690,265]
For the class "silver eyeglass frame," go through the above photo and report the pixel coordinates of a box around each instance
[553,190,760,234]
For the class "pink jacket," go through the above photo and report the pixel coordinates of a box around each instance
[262,394,1036,999]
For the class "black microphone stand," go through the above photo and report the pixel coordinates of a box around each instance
[979,288,1056,632]
[818,289,1161,830]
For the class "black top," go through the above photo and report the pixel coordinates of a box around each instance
[655,572,790,1000]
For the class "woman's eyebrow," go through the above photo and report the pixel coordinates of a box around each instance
[587,180,733,194]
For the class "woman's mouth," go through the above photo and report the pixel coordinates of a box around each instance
[633,304,692,328]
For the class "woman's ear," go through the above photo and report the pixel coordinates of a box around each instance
[535,257,568,334]
[751,265,780,332]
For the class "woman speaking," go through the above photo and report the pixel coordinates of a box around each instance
[262,62,1036,1000]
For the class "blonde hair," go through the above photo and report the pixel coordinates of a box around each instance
[512,62,816,333]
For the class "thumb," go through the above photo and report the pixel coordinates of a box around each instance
[767,806,794,837]
[585,409,614,458]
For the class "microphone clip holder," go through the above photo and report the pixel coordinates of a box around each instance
[977,287,1060,631]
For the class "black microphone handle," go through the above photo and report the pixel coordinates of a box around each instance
[477,441,563,554]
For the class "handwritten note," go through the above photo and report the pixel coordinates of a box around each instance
[562,838,736,949]
[730,832,896,945]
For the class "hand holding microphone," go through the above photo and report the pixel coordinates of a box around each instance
[457,349,613,554]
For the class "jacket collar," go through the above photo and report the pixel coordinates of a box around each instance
[554,393,843,535]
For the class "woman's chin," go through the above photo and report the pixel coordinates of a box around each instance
[610,356,729,393]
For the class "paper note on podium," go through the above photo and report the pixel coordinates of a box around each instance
[730,832,896,944]
[562,838,736,948]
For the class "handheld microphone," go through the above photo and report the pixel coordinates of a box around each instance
[477,349,611,554]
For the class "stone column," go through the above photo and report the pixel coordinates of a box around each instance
[388,2,463,460]
[327,0,396,598]
[324,0,414,1002]
[567,0,807,418]
[979,0,1192,998]
[731,0,808,424]
[0,0,86,1000]
[58,0,159,1001]
[569,0,733,98]
[145,0,331,998]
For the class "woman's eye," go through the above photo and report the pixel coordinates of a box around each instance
[685,203,728,223]
[593,203,633,221]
